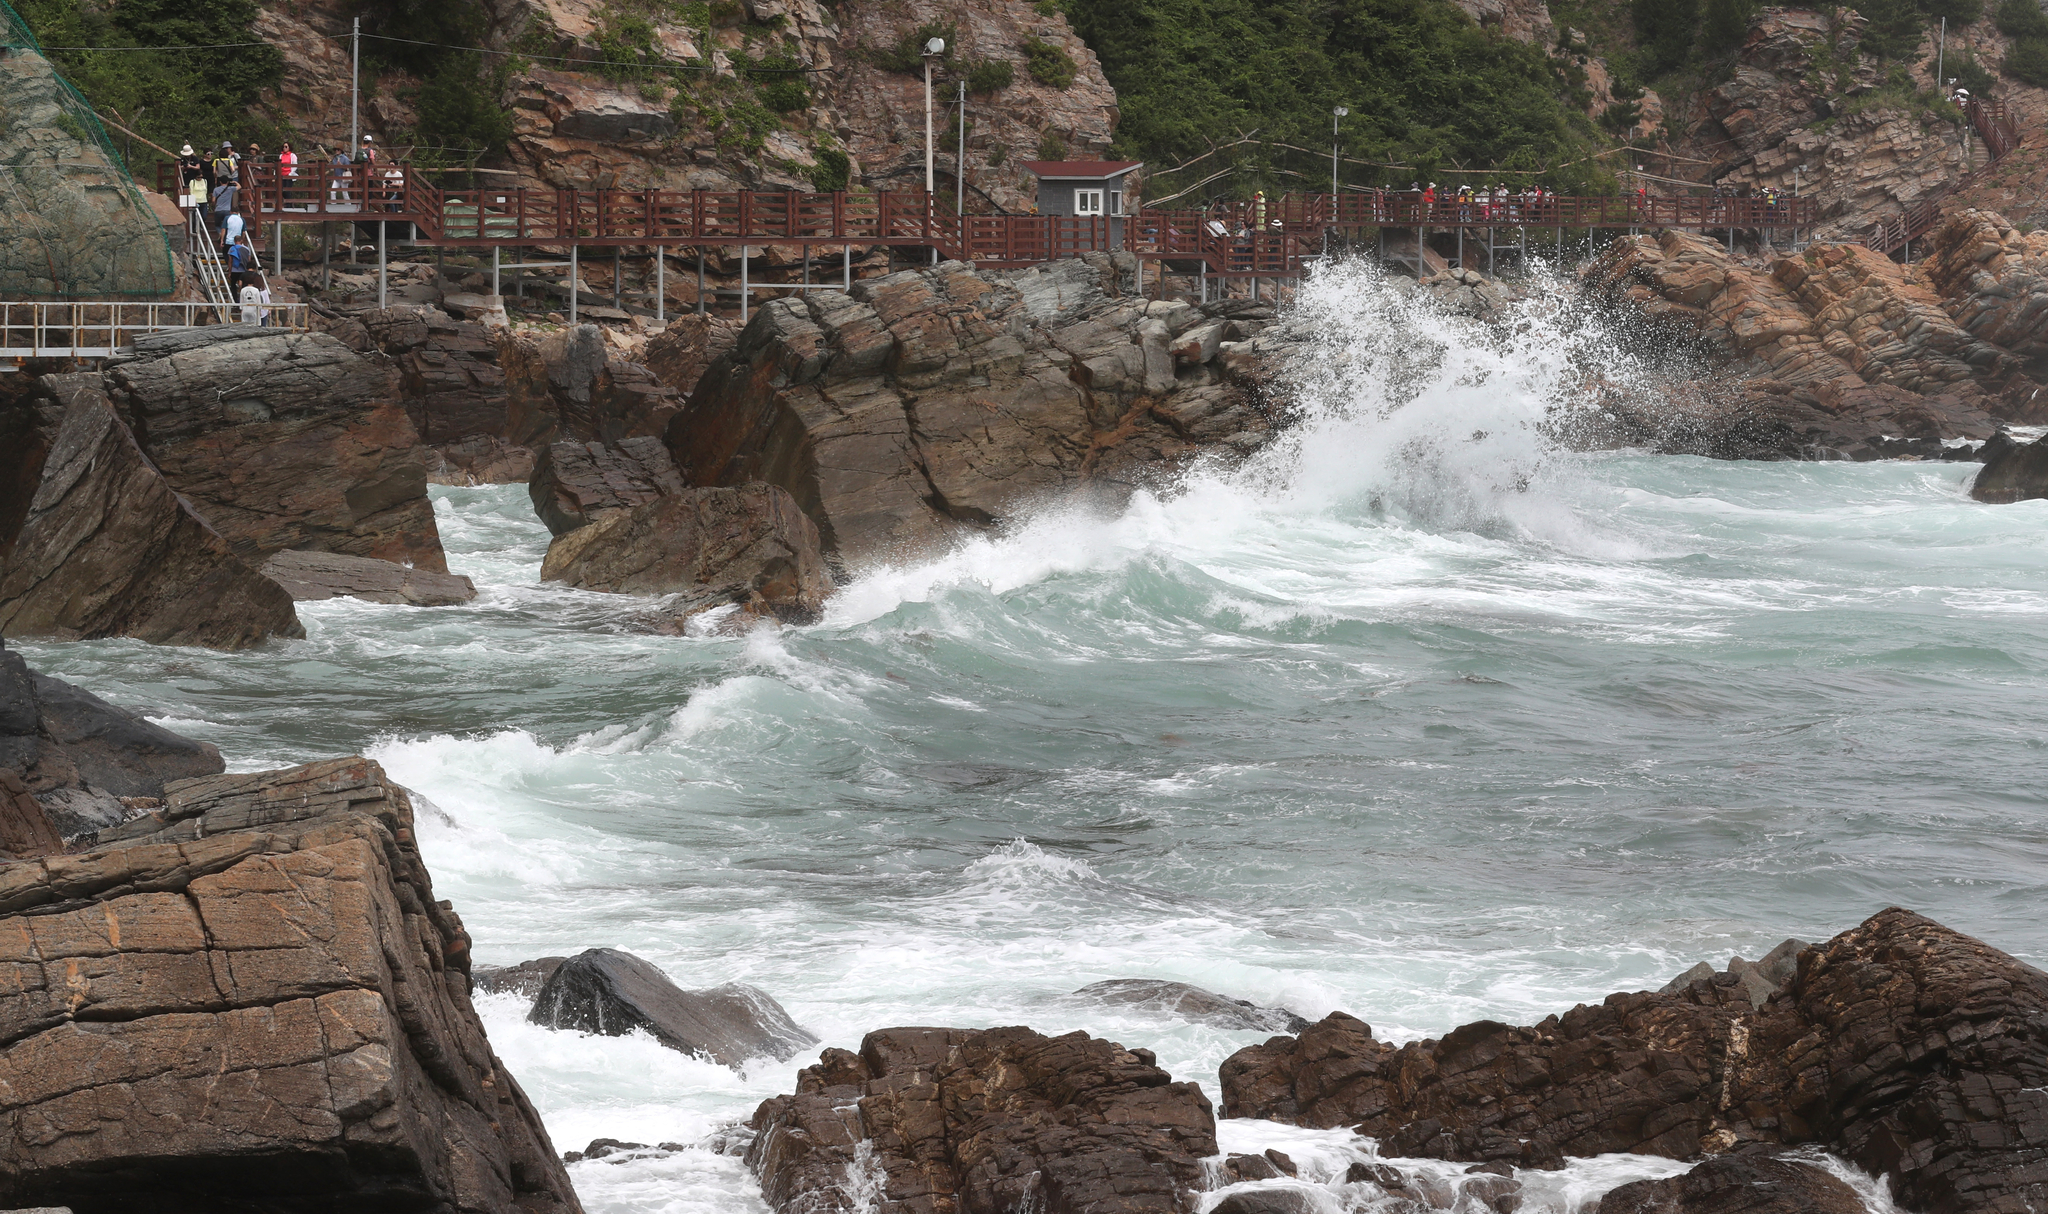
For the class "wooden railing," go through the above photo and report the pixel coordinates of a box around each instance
[1863,98,2026,256]
[1969,97,2021,163]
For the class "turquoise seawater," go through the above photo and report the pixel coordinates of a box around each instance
[19,268,2040,1212]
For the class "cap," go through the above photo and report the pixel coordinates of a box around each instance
[362,134,373,142]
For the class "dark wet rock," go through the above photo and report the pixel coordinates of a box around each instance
[1658,938,1809,1009]
[1219,909,2048,1212]
[0,387,303,650]
[424,434,536,486]
[1264,1149,1298,1176]
[1462,1167,1524,1214]
[473,956,567,1001]
[539,482,834,626]
[1597,1152,1866,1214]
[0,637,225,845]
[503,324,681,449]
[259,549,477,607]
[1346,1160,1409,1187]
[1971,432,2048,503]
[529,437,684,536]
[1074,978,1311,1034]
[102,328,448,572]
[0,757,579,1213]
[1225,1152,1283,1180]
[1211,1190,1320,1214]
[748,1024,1217,1214]
[562,1138,647,1164]
[643,313,741,398]
[529,947,817,1068]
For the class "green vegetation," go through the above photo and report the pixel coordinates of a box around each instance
[1065,0,1610,198]
[1037,131,1067,159]
[736,49,809,111]
[1994,0,2048,84]
[14,0,285,169]
[867,20,958,73]
[967,59,1016,93]
[1022,37,1078,88]
[357,0,514,165]
[808,145,851,191]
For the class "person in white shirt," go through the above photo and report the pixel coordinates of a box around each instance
[224,210,244,245]
[256,274,274,327]
[239,278,262,325]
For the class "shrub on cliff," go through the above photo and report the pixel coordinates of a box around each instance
[2008,36,2048,85]
[1023,37,1078,88]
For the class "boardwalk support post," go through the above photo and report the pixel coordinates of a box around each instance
[570,244,578,324]
[377,220,387,310]
[697,248,705,315]
[741,243,749,323]
[492,246,499,298]
[656,248,664,324]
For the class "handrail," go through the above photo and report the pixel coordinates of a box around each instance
[1863,97,2025,255]
[0,300,312,360]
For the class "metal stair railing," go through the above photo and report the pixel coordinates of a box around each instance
[186,209,242,323]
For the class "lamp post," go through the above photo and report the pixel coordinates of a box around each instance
[922,36,945,264]
[1331,106,1348,198]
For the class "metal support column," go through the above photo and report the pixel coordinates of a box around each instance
[613,246,622,310]
[741,244,749,322]
[570,244,578,324]
[273,220,282,274]
[491,246,500,297]
[696,248,705,315]
[376,221,387,309]
[843,244,851,291]
[803,243,810,291]
[655,248,664,323]
[321,222,331,293]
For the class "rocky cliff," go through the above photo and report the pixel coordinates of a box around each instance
[0,755,582,1214]
[1219,907,2047,1214]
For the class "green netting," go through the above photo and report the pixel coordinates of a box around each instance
[0,0,178,299]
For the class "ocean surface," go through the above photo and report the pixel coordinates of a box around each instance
[20,266,2046,1213]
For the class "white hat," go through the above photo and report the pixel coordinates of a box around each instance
[362,134,373,142]
[180,143,194,156]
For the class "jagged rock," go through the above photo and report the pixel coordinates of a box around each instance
[528,948,816,1068]
[529,437,684,536]
[669,258,1282,566]
[1657,938,1808,1009]
[0,638,225,844]
[642,313,741,398]
[0,757,580,1213]
[1970,432,2048,503]
[1073,979,1310,1033]
[0,389,64,560]
[1219,909,2048,1213]
[424,434,537,486]
[472,956,567,1001]
[502,323,682,448]
[392,310,512,447]
[1598,1152,1867,1214]
[0,388,303,650]
[1224,1152,1285,1181]
[1210,1191,1319,1214]
[1925,210,2048,363]
[258,549,478,606]
[102,327,448,572]
[539,482,834,625]
[747,1025,1217,1214]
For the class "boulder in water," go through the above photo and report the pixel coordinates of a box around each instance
[0,387,302,649]
[258,549,477,606]
[1971,431,2048,502]
[529,436,684,536]
[748,1025,1217,1214]
[1074,978,1310,1033]
[1598,1152,1867,1213]
[538,482,834,625]
[1211,1190,1320,1214]
[528,947,817,1067]
[473,956,568,1001]
[1218,908,2048,1213]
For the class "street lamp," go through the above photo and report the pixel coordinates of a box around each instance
[923,37,946,198]
[1332,106,1348,198]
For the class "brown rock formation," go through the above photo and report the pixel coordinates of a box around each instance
[642,313,741,400]
[1599,1152,1869,1214]
[539,482,833,625]
[0,756,582,1213]
[0,387,303,650]
[1,638,225,843]
[748,1025,1218,1214]
[258,549,479,606]
[529,437,684,536]
[1218,908,2048,1214]
[502,323,683,449]
[528,948,817,1068]
[103,328,448,572]
[1925,210,2048,364]
[1970,431,2048,502]
[670,256,1281,567]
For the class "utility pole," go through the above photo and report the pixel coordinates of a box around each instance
[1935,18,1946,105]
[350,17,360,153]
[1332,106,1348,199]
[957,79,967,217]
[922,37,944,264]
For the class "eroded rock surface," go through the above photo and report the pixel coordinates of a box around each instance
[528,948,815,1068]
[1074,979,1310,1034]
[503,323,683,449]
[1970,431,2048,503]
[539,482,834,625]
[103,327,448,571]
[748,1025,1217,1214]
[669,256,1283,567]
[0,387,303,650]
[0,757,581,1213]
[529,437,684,536]
[1219,909,2048,1213]
[259,549,478,606]
[1599,1151,1868,1214]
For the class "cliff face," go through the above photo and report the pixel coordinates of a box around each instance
[251,0,1117,213]
[0,756,581,1214]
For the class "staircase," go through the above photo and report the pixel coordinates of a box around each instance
[1864,98,2026,257]
[186,211,242,322]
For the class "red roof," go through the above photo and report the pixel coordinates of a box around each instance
[1020,160,1143,179]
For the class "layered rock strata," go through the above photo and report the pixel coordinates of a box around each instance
[529,437,684,537]
[258,549,478,607]
[1599,1151,1869,1213]
[0,638,225,845]
[538,482,834,626]
[1218,908,2047,1214]
[0,385,303,650]
[671,255,1284,567]
[748,1025,1218,1214]
[102,328,448,571]
[0,756,581,1213]
[503,323,683,450]
[527,948,816,1068]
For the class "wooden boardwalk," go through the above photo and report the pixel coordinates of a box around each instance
[168,164,1820,280]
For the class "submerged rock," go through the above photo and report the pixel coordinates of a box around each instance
[259,548,477,606]
[1598,1152,1866,1213]
[539,482,833,625]
[748,1025,1217,1214]
[1971,431,2048,503]
[0,386,303,650]
[1218,908,2048,1212]
[529,947,817,1068]
[1073,978,1310,1033]
[0,638,225,843]
[0,757,579,1212]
